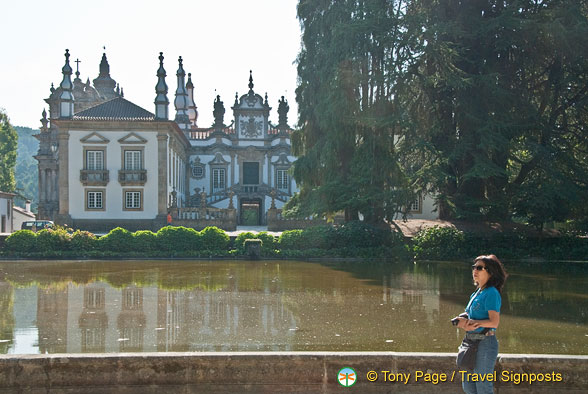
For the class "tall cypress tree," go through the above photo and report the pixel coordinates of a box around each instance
[0,110,18,192]
[287,0,413,224]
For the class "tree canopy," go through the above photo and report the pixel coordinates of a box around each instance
[288,0,588,228]
[0,110,18,192]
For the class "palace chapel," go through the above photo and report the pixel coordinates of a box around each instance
[36,50,297,231]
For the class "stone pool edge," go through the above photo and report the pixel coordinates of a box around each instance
[0,351,586,393]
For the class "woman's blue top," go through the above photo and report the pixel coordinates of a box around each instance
[465,286,501,333]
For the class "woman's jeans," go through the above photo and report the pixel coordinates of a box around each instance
[462,336,499,394]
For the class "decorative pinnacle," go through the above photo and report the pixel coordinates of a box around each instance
[248,70,254,91]
[62,49,72,74]
[74,58,81,79]
[159,52,164,65]
[178,56,183,67]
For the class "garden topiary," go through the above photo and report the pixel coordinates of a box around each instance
[99,227,134,253]
[132,230,158,252]
[4,230,36,253]
[70,230,98,251]
[156,226,202,252]
[200,226,230,251]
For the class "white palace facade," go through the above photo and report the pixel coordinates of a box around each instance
[36,50,299,231]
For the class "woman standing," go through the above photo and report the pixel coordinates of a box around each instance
[455,254,508,394]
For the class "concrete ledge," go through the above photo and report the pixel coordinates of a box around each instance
[0,352,586,393]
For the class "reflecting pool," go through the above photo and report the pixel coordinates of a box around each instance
[0,260,586,354]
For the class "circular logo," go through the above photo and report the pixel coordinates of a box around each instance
[338,367,357,387]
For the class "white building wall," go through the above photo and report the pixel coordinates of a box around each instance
[68,130,159,219]
[0,196,13,233]
[12,209,35,232]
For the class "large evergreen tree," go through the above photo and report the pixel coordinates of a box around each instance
[290,0,588,229]
[0,110,18,192]
[286,0,414,224]
[403,0,588,225]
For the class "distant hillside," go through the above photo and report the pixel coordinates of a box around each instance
[14,126,39,212]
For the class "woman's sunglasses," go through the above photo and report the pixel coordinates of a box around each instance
[472,265,487,271]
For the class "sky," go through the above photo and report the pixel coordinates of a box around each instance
[0,0,301,129]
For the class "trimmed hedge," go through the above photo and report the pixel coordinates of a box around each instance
[3,230,36,253]
[3,223,586,260]
[156,226,202,252]
[412,225,588,261]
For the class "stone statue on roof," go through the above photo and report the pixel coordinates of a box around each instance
[213,95,225,127]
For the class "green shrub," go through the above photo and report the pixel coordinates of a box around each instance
[333,221,397,249]
[70,230,98,251]
[200,226,230,251]
[156,226,202,252]
[4,230,36,252]
[278,229,304,250]
[256,232,276,255]
[413,226,466,260]
[299,226,336,249]
[99,227,133,252]
[132,230,158,252]
[36,228,71,252]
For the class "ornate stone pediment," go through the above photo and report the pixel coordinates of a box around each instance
[272,153,291,166]
[208,152,230,166]
[118,132,147,144]
[80,131,110,144]
[190,157,205,179]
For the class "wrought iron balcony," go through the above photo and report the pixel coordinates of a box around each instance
[80,170,109,186]
[118,170,147,185]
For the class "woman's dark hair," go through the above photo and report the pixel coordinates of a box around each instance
[475,254,508,293]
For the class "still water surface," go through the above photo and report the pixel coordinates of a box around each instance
[0,260,586,354]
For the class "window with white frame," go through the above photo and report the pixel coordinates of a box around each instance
[125,191,141,209]
[409,196,421,213]
[124,150,142,170]
[212,168,226,193]
[276,169,289,193]
[87,191,103,209]
[86,150,104,170]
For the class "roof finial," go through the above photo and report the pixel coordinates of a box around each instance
[40,109,49,132]
[59,49,74,118]
[174,55,190,128]
[248,70,254,93]
[154,52,169,120]
[186,72,198,127]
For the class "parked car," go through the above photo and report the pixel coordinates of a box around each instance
[21,220,54,232]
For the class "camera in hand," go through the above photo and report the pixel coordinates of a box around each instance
[451,312,469,326]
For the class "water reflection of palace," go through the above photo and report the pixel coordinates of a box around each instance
[34,283,298,353]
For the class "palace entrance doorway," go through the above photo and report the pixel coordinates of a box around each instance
[240,198,262,225]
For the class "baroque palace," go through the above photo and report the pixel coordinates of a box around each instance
[36,50,299,231]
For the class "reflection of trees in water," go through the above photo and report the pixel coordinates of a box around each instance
[2,260,587,353]
[0,282,14,353]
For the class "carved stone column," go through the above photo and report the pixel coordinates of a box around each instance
[56,130,72,225]
[157,132,168,215]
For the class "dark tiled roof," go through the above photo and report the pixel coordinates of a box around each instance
[73,97,155,121]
